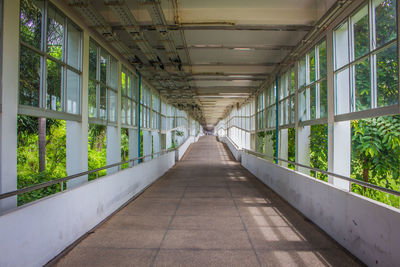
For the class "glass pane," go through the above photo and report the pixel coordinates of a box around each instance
[109,90,117,122]
[100,50,107,84]
[47,6,64,60]
[298,89,307,121]
[308,50,316,83]
[335,68,350,115]
[89,41,97,81]
[121,71,126,96]
[298,57,306,87]
[20,0,43,49]
[131,75,137,100]
[319,41,327,78]
[121,96,126,124]
[99,85,107,120]
[320,80,328,118]
[290,69,295,93]
[290,96,295,124]
[374,0,397,48]
[66,69,80,114]
[109,57,118,89]
[354,58,371,111]
[279,75,288,99]
[352,5,369,59]
[19,46,41,107]
[376,43,399,107]
[132,102,136,126]
[334,22,349,70]
[310,85,316,120]
[284,99,289,125]
[46,59,62,111]
[127,100,132,125]
[88,80,97,117]
[67,22,81,70]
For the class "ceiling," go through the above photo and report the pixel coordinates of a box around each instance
[69,0,336,127]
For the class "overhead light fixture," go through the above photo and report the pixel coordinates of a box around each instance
[194,95,247,98]
[228,75,253,78]
[232,79,253,82]
[232,48,254,51]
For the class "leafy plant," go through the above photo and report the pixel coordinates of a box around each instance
[309,124,328,181]
[288,128,296,170]
[351,115,400,207]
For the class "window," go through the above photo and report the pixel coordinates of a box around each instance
[88,39,118,123]
[152,92,160,130]
[334,0,398,116]
[121,67,138,127]
[298,40,327,122]
[265,84,276,129]
[279,66,296,126]
[141,83,151,128]
[256,92,265,130]
[19,1,82,116]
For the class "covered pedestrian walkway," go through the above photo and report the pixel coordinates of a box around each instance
[56,136,361,267]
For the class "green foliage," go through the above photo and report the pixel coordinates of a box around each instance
[169,130,178,149]
[175,130,184,137]
[256,131,265,153]
[351,116,400,207]
[121,128,129,169]
[309,124,328,181]
[17,117,66,205]
[288,128,296,170]
[265,130,277,161]
[88,124,107,180]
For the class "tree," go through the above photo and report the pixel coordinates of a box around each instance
[309,124,328,181]
[38,117,46,172]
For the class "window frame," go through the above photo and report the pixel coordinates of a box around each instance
[18,1,83,120]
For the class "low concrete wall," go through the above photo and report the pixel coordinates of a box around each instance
[0,151,176,267]
[175,135,200,161]
[241,152,400,267]
[219,136,242,161]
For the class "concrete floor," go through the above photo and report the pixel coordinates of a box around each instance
[56,136,362,267]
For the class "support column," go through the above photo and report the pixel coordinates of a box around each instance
[152,131,160,158]
[66,30,89,189]
[142,130,151,161]
[245,131,250,149]
[166,130,172,149]
[129,128,138,166]
[297,126,310,175]
[107,126,120,174]
[0,0,20,211]
[280,128,288,167]
[332,121,351,191]
[66,122,87,188]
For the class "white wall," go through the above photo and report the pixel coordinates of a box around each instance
[241,152,400,267]
[220,136,241,161]
[175,134,201,161]
[0,152,175,267]
[0,0,20,212]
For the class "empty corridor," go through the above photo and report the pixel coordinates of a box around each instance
[56,136,362,267]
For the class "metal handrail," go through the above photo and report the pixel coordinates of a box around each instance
[0,134,195,201]
[242,149,400,197]
[224,136,242,150]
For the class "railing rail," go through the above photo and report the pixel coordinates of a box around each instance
[242,149,400,197]
[0,135,194,201]
[224,135,241,150]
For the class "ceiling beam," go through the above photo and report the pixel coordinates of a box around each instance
[127,44,295,51]
[182,63,278,67]
[111,24,313,32]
